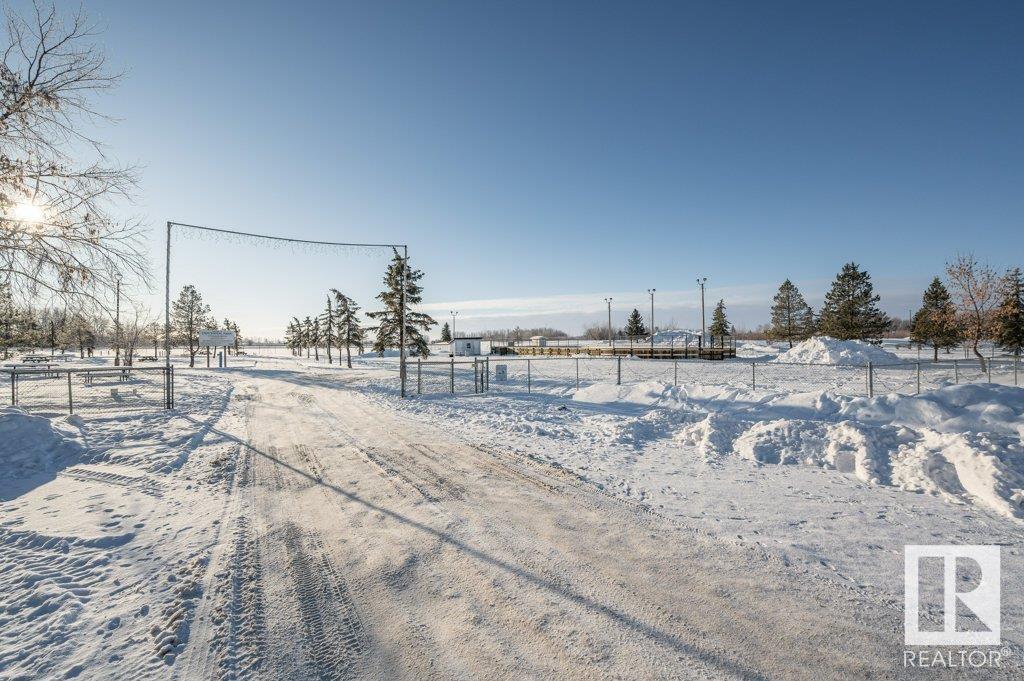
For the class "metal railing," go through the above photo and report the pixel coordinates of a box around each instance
[412,356,1020,398]
[1,366,174,416]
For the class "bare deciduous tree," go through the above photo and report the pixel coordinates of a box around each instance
[0,2,145,306]
[945,253,998,370]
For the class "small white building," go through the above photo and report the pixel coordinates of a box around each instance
[529,335,548,347]
[451,336,483,356]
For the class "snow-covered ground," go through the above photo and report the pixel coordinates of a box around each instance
[2,351,1023,678]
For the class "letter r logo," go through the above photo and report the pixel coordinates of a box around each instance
[904,545,1000,646]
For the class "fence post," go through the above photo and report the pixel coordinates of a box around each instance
[674,359,678,387]
[450,358,455,394]
[953,359,959,384]
[867,361,874,398]
[987,358,992,383]
[1015,355,1019,387]
[617,356,621,385]
[417,359,422,394]
[67,370,73,415]
[916,361,921,395]
[751,362,756,391]
[527,359,531,393]
[575,357,579,391]
[485,356,490,392]
[11,368,15,406]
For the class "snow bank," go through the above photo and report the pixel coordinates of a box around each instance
[0,408,86,476]
[575,382,1024,519]
[651,329,700,345]
[772,336,901,365]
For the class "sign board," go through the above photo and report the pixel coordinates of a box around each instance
[199,330,236,347]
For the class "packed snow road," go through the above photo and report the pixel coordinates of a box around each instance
[175,368,928,680]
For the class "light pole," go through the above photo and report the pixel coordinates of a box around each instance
[114,273,122,366]
[647,288,656,354]
[604,297,614,350]
[450,310,458,340]
[697,277,707,342]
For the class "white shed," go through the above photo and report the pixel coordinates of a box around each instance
[451,336,483,356]
[529,335,548,347]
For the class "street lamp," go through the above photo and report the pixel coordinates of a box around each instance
[604,297,614,350]
[697,277,707,342]
[450,310,458,340]
[647,288,656,355]
[114,273,123,367]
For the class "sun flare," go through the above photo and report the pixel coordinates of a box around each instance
[12,200,46,224]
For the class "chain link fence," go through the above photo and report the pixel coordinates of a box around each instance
[412,356,1021,398]
[0,366,174,416]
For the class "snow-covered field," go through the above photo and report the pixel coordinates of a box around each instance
[2,348,1022,678]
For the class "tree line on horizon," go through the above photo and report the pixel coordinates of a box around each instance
[767,256,1023,369]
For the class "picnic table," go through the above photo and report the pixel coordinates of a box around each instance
[3,362,61,377]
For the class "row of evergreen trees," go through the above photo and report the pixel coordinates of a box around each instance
[767,261,1024,365]
[285,290,365,368]
[285,251,439,363]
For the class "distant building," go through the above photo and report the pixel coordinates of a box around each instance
[529,335,547,347]
[451,336,482,356]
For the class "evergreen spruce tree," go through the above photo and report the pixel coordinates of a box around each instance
[994,267,1024,357]
[625,308,647,353]
[290,316,305,356]
[302,316,318,359]
[171,284,211,367]
[910,277,961,361]
[817,263,891,342]
[332,289,365,368]
[709,299,730,345]
[440,322,452,343]
[320,295,336,364]
[0,280,21,360]
[366,252,436,358]
[770,280,815,347]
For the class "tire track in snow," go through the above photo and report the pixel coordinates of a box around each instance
[280,522,367,680]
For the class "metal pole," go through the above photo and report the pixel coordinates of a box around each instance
[674,359,678,386]
[114,274,122,367]
[10,369,15,406]
[954,359,959,384]
[450,357,454,394]
[527,359,531,393]
[617,356,621,385]
[400,246,408,398]
[867,361,874,398]
[165,222,171,368]
[648,289,655,356]
[916,361,921,394]
[417,359,422,394]
[575,357,579,391]
[605,297,613,351]
[67,370,73,415]
[751,362,756,391]
[697,277,707,342]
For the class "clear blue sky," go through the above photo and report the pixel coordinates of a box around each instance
[79,0,1023,338]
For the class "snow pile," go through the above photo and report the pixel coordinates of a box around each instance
[575,382,1024,519]
[651,329,700,345]
[0,407,86,476]
[772,336,901,365]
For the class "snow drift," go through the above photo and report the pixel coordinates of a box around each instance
[574,382,1024,519]
[0,407,86,477]
[773,336,901,365]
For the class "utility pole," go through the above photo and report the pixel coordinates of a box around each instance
[114,273,122,366]
[605,297,614,350]
[648,288,656,355]
[697,277,707,342]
